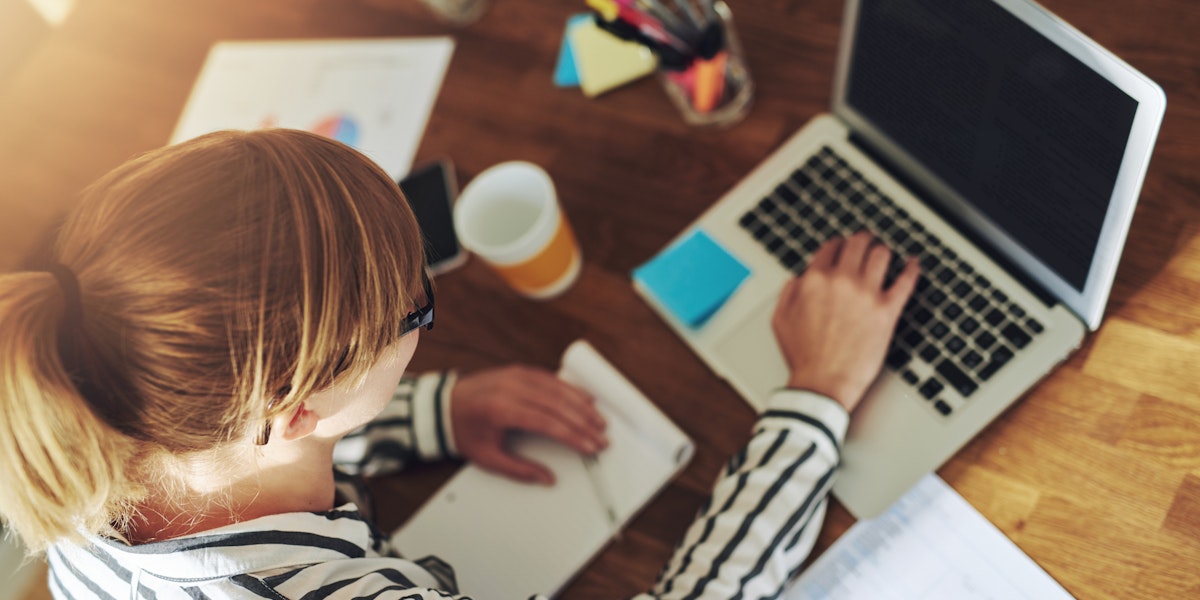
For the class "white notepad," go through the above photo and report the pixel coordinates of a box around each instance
[391,340,694,600]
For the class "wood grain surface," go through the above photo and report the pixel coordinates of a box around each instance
[3,1,1198,598]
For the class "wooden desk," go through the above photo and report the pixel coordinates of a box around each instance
[2,1,1197,597]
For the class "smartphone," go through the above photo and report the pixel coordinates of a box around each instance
[399,159,467,275]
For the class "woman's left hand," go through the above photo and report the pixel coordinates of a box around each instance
[450,365,608,485]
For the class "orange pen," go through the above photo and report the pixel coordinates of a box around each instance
[692,50,727,113]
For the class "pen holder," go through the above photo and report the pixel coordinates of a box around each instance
[657,2,753,127]
[419,0,489,25]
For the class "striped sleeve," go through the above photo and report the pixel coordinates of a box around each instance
[333,371,460,477]
[636,390,849,600]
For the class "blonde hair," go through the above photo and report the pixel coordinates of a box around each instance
[0,129,426,552]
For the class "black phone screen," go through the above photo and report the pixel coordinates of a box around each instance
[399,161,462,272]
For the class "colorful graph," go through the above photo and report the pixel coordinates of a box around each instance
[310,114,361,147]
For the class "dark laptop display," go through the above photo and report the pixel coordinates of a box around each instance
[846,0,1139,291]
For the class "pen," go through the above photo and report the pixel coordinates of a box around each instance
[672,0,705,30]
[636,0,697,40]
[593,15,691,70]
[582,455,622,539]
[692,50,727,113]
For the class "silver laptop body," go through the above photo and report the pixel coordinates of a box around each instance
[635,0,1165,518]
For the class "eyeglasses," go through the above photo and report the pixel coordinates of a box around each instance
[400,272,435,335]
[254,273,434,446]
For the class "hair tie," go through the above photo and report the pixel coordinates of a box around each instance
[47,264,84,327]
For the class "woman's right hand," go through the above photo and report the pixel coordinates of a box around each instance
[771,232,920,412]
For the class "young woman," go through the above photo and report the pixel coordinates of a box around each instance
[0,129,916,599]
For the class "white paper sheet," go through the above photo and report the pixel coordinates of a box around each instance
[172,37,454,180]
[391,341,693,600]
[790,474,1074,599]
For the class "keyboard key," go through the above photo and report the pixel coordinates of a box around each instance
[780,250,803,270]
[919,344,940,364]
[791,169,813,188]
[1001,323,1032,349]
[946,336,966,353]
[976,331,997,350]
[963,350,984,368]
[920,255,939,271]
[878,216,894,231]
[902,330,923,349]
[978,347,1013,381]
[892,229,910,244]
[936,268,955,283]
[886,348,911,370]
[968,294,989,312]
[959,317,979,334]
[803,238,820,252]
[919,378,944,399]
[766,237,784,252]
[914,307,934,325]
[944,304,963,319]
[849,192,866,206]
[776,184,800,206]
[1027,318,1044,334]
[974,274,991,289]
[915,276,931,293]
[934,400,953,416]
[937,360,978,397]
[1009,304,1026,318]
[902,370,920,385]
[943,248,957,261]
[739,212,758,228]
[952,281,972,298]
[991,289,1008,303]
[753,224,771,239]
[985,308,1006,326]
[926,289,947,307]
[929,322,950,339]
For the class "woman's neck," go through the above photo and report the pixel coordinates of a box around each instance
[127,438,338,544]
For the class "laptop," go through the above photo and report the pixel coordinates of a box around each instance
[634,0,1165,518]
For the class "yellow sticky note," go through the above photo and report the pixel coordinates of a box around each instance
[569,20,658,98]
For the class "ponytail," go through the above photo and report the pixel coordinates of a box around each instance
[0,272,142,553]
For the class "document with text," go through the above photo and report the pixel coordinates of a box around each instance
[790,474,1074,599]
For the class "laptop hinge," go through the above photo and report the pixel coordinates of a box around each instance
[847,132,1058,308]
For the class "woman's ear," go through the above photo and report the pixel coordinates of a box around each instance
[277,404,320,441]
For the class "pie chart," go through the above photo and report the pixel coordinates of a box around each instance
[311,114,360,147]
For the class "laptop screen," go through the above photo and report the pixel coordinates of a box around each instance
[842,0,1139,293]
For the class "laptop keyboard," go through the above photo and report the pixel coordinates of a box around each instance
[737,146,1044,418]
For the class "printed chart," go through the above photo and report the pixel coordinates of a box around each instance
[171,38,454,179]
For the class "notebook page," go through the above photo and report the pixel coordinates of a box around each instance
[392,341,692,599]
[789,474,1073,599]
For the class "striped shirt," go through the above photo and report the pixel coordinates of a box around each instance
[48,374,848,600]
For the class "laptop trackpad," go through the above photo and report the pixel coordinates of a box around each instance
[712,295,790,407]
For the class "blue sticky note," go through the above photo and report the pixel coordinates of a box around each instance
[633,230,751,328]
[554,14,591,87]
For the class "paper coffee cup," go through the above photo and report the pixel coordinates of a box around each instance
[454,162,582,299]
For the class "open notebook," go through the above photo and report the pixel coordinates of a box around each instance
[391,340,694,600]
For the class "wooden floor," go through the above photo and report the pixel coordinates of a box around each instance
[4,0,1198,598]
